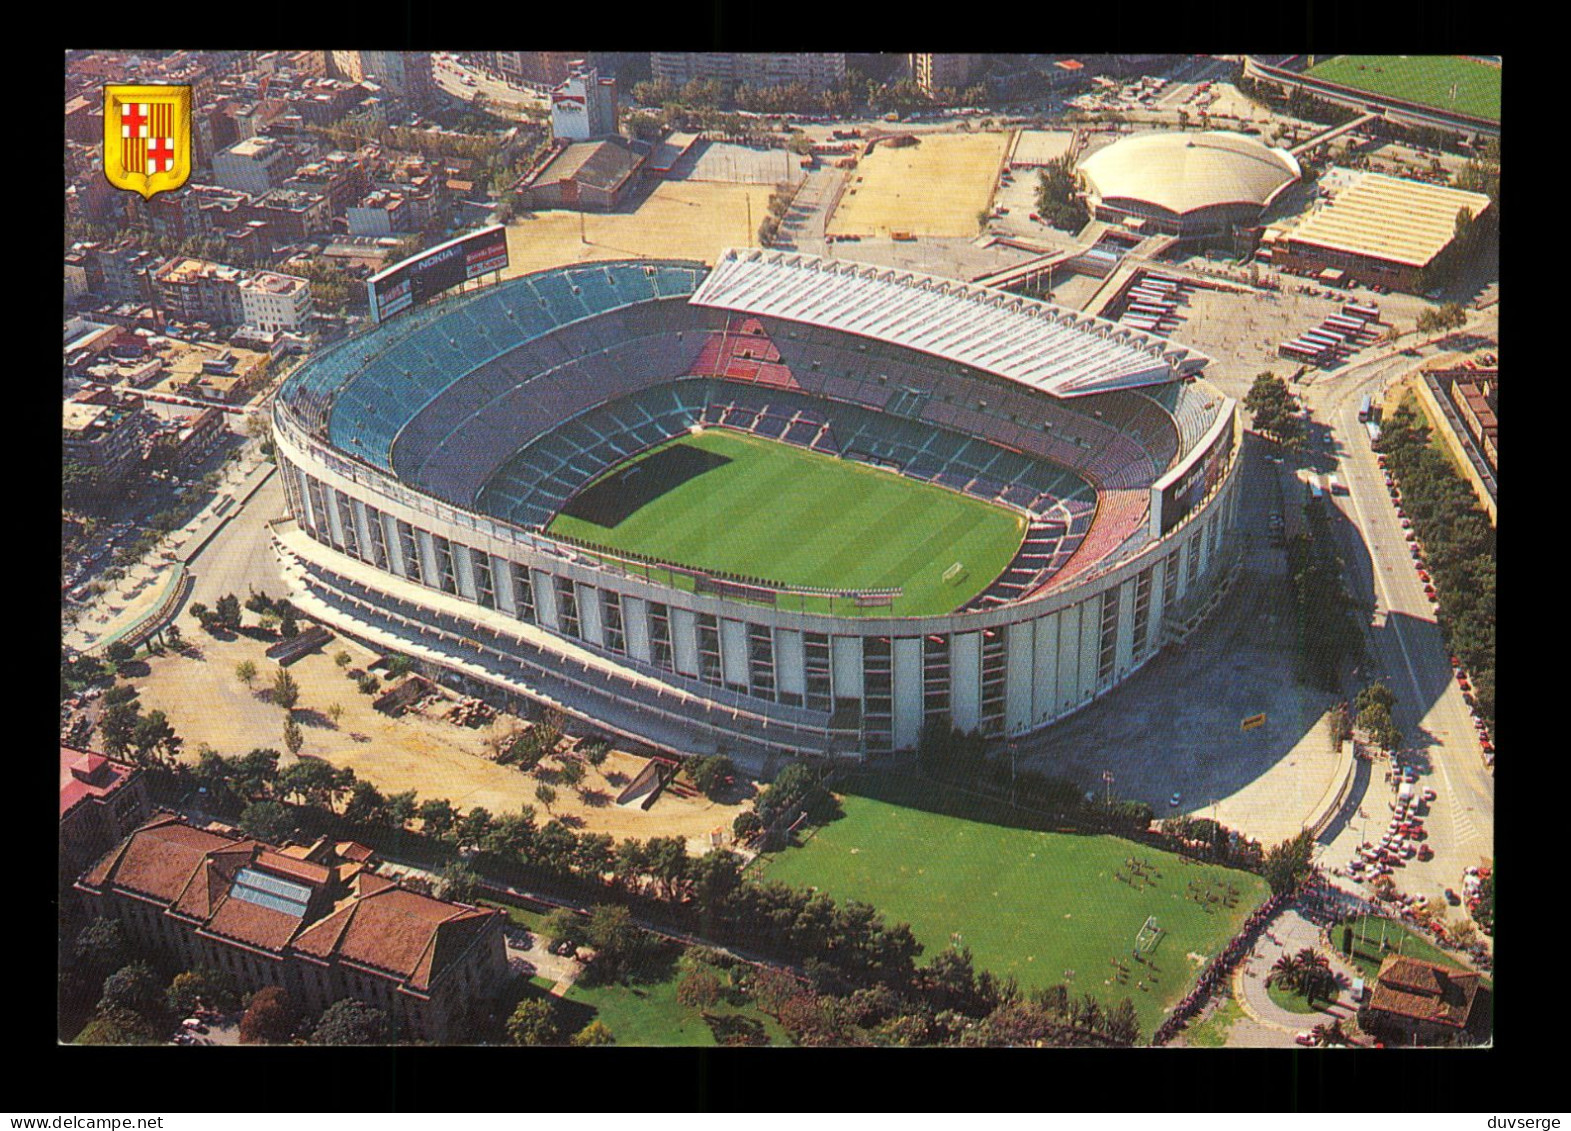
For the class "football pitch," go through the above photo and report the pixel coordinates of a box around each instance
[760,781,1271,1037]
[1305,55,1501,122]
[545,429,1028,617]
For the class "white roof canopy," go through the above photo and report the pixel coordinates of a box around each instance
[690,249,1208,397]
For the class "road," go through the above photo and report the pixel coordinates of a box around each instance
[1303,311,1496,916]
[434,57,548,115]
[182,468,289,612]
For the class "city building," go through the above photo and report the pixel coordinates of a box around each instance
[286,153,372,216]
[649,52,846,91]
[909,53,982,94]
[1358,955,1490,1046]
[348,190,414,236]
[146,403,229,469]
[152,258,249,327]
[516,137,647,211]
[212,136,295,197]
[354,51,435,110]
[76,813,508,1043]
[62,388,151,480]
[495,51,579,88]
[60,746,152,895]
[141,189,211,245]
[550,60,619,143]
[1077,131,1302,239]
[248,187,331,243]
[239,270,315,333]
[1259,170,1492,292]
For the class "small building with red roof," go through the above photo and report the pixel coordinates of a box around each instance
[59,745,151,894]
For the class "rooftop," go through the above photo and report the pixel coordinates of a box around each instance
[690,248,1208,397]
[1283,169,1492,269]
[1078,130,1301,217]
[528,137,645,194]
[59,745,137,819]
[1366,954,1484,1030]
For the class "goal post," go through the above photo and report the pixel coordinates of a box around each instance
[1134,915,1164,954]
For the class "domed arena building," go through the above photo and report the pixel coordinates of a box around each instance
[1077,130,1302,238]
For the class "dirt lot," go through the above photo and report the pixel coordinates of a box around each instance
[132,626,751,852]
[827,131,1010,239]
[502,181,775,274]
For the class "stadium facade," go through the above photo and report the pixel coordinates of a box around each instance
[273,250,1243,759]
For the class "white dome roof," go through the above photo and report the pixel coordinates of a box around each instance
[1078,130,1301,217]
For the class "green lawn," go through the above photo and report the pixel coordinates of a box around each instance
[1305,55,1501,122]
[759,786,1271,1037]
[1182,989,1245,1047]
[1267,979,1333,1015]
[545,430,1029,617]
[562,951,791,1047]
[479,899,551,934]
[1341,915,1473,982]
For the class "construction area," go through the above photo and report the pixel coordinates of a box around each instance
[129,626,754,852]
[826,131,1011,240]
[502,180,775,275]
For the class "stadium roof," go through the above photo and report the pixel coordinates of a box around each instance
[1282,170,1492,269]
[690,249,1208,397]
[1078,131,1301,217]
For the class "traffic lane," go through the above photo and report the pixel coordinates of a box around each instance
[1328,393,1493,899]
[184,472,287,611]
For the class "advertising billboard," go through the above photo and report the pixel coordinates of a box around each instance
[1151,401,1237,537]
[366,224,510,323]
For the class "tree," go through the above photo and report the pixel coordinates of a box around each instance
[98,961,164,1020]
[585,904,641,980]
[164,623,184,651]
[327,702,344,725]
[238,800,296,844]
[677,966,728,1010]
[334,650,353,668]
[688,755,736,799]
[230,747,282,799]
[312,998,391,1045]
[540,907,588,952]
[278,609,299,639]
[506,998,563,1046]
[435,859,483,904]
[1267,950,1305,992]
[190,601,216,633]
[1244,371,1303,445]
[75,1004,160,1045]
[105,640,136,665]
[534,783,557,813]
[384,653,415,678]
[167,967,238,1016]
[557,757,586,789]
[455,806,494,852]
[571,1019,615,1046]
[1263,830,1316,896]
[283,715,304,756]
[258,611,281,634]
[99,698,141,758]
[271,667,301,710]
[1104,997,1140,1045]
[73,918,130,978]
[129,709,182,769]
[418,798,458,840]
[215,593,242,631]
[356,673,381,696]
[344,779,390,827]
[278,758,352,809]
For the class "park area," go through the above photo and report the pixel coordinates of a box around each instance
[545,430,1027,617]
[502,180,772,275]
[759,777,1271,1036]
[128,627,750,850]
[827,131,1010,240]
[1305,56,1501,122]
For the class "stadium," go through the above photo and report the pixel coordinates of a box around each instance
[273,248,1243,759]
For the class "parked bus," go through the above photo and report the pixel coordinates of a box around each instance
[1358,394,1373,423]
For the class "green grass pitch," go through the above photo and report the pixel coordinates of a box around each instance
[1305,55,1501,122]
[760,787,1271,1037]
[545,429,1029,617]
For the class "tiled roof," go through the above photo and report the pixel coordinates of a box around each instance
[1367,955,1482,1029]
[59,745,135,818]
[79,816,498,990]
[293,885,497,992]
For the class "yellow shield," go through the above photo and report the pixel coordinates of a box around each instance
[103,84,192,199]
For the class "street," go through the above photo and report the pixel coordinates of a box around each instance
[1304,311,1497,916]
